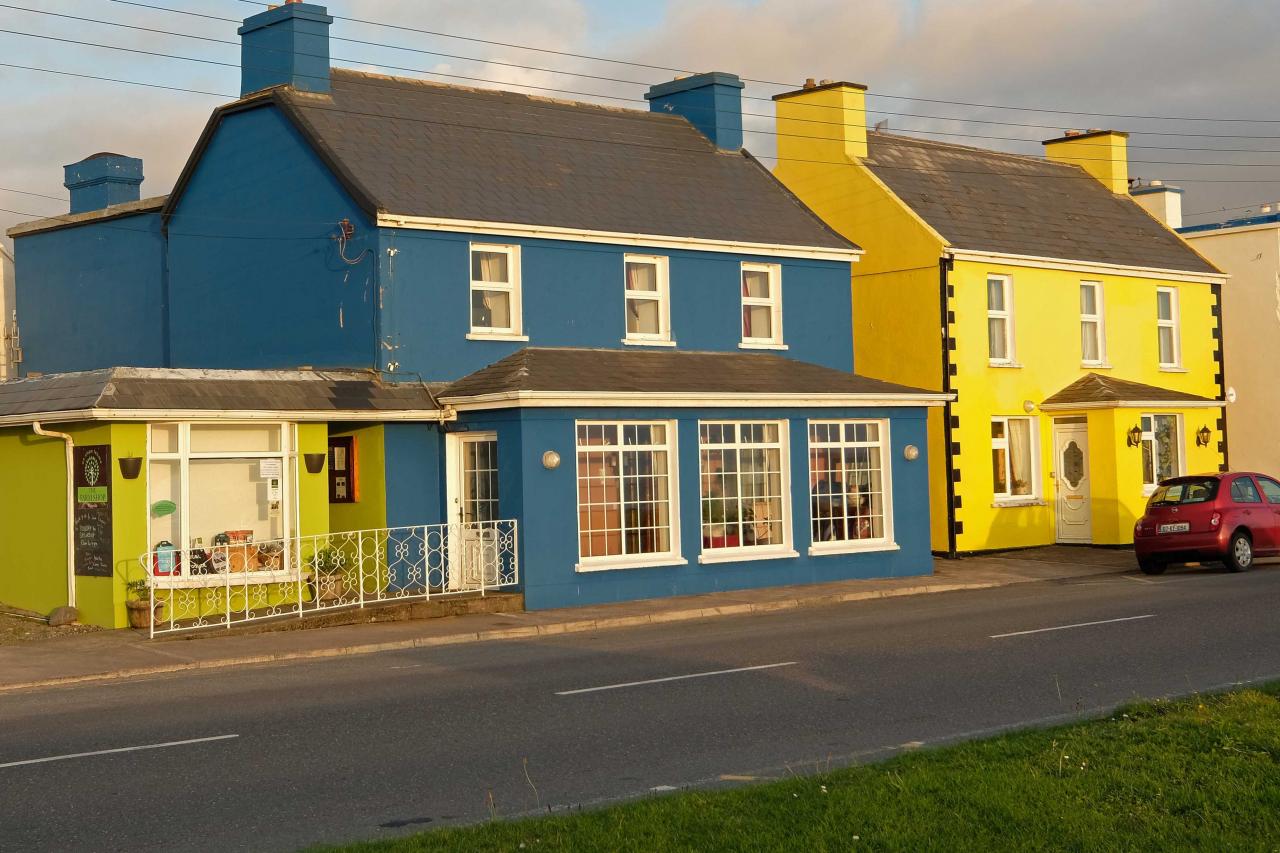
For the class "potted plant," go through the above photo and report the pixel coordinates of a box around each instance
[125,579,159,629]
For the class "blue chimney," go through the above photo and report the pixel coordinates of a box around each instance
[238,1,333,97]
[63,153,144,214]
[645,72,745,151]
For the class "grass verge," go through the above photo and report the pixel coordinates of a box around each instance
[329,683,1280,852]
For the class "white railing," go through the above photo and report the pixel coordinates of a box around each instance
[135,520,519,637]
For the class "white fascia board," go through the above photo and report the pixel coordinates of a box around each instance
[377,213,863,263]
[0,408,446,427]
[1182,221,1280,239]
[1039,400,1224,412]
[442,391,952,411]
[947,248,1227,285]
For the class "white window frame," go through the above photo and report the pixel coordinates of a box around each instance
[1080,280,1107,366]
[621,254,673,346]
[573,420,683,572]
[697,420,796,564]
[145,422,298,589]
[739,262,785,349]
[1156,286,1181,368]
[806,419,896,556]
[467,242,525,340]
[991,415,1040,503]
[987,274,1016,365]
[1141,413,1184,494]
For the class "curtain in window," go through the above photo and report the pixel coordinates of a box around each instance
[1008,419,1032,496]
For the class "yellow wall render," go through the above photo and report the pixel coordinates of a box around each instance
[328,424,388,533]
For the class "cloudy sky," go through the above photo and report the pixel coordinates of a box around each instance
[2,0,1278,251]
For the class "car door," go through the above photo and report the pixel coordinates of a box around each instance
[1253,475,1280,554]
[1228,476,1269,551]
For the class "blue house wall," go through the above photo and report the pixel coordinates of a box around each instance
[166,105,378,370]
[378,226,854,380]
[13,212,166,373]
[447,405,931,609]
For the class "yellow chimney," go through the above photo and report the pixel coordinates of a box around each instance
[1042,129,1130,194]
[772,80,869,166]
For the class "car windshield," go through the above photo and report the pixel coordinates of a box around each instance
[1149,478,1218,506]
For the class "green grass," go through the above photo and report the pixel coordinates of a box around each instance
[330,684,1280,852]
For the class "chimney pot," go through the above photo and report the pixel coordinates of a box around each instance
[803,78,816,89]
[819,79,834,85]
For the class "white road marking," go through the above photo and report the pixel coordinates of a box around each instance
[991,614,1155,639]
[0,734,239,769]
[555,661,798,696]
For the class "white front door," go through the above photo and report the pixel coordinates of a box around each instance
[1053,422,1091,543]
[445,433,500,589]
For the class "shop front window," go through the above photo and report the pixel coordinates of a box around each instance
[148,422,295,581]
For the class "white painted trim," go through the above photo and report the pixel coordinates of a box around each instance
[378,213,864,262]
[948,248,1226,285]
[442,391,952,410]
[621,338,678,348]
[698,548,799,565]
[466,333,529,342]
[739,342,790,351]
[807,542,901,557]
[574,555,689,573]
[0,408,447,427]
[1039,400,1222,411]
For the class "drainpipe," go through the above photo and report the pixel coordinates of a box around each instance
[32,421,75,609]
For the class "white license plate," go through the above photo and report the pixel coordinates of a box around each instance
[1158,522,1190,534]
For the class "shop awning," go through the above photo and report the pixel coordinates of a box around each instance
[1040,373,1221,411]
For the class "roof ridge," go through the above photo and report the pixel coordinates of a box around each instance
[869,130,1080,172]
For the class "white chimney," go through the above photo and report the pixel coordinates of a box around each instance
[1130,181,1183,229]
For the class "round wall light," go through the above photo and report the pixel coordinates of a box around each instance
[1226,386,1237,404]
[1023,400,1036,413]
[542,450,561,470]
[903,444,920,461]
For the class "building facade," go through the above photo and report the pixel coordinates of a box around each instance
[770,81,1227,555]
[0,244,14,380]
[1,5,942,627]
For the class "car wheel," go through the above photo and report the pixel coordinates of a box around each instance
[1138,557,1167,575]
[1226,531,1253,572]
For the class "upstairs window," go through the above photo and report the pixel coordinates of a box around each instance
[469,244,521,337]
[1080,281,1106,365]
[1156,287,1180,367]
[623,255,671,343]
[1141,414,1182,490]
[987,275,1014,363]
[740,263,783,347]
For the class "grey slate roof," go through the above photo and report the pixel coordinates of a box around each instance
[0,367,439,421]
[863,132,1218,274]
[440,347,939,399]
[7,196,168,239]
[266,69,853,251]
[1041,373,1218,407]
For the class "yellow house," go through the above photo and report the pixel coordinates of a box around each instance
[772,81,1227,555]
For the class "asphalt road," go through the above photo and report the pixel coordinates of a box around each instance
[2,564,1279,852]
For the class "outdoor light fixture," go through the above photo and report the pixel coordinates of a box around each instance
[542,450,561,470]
[1127,425,1143,448]
[903,445,920,461]
[1197,425,1213,447]
[117,456,142,480]
[303,452,327,474]
[1022,400,1036,413]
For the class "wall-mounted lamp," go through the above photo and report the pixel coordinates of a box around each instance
[542,450,561,470]
[903,444,920,461]
[303,453,327,474]
[118,456,142,480]
[1022,400,1036,414]
[1196,425,1213,447]
[1126,425,1143,448]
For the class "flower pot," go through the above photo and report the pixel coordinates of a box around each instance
[126,599,154,629]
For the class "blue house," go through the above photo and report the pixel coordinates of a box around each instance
[2,3,944,627]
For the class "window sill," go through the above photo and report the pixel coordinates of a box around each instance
[1159,365,1188,373]
[988,360,1023,369]
[808,542,900,557]
[992,499,1045,508]
[575,555,687,573]
[1082,362,1112,370]
[739,341,789,351]
[466,332,529,342]
[698,547,798,565]
[621,338,677,347]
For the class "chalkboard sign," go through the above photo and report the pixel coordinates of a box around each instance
[73,445,113,577]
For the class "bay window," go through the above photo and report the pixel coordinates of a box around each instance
[699,421,790,557]
[575,422,678,568]
[148,422,296,583]
[991,416,1037,501]
[1141,414,1182,490]
[808,420,892,551]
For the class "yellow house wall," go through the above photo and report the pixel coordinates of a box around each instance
[948,259,1224,551]
[1182,225,1280,474]
[328,424,388,533]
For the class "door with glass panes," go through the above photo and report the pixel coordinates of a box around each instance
[445,433,500,589]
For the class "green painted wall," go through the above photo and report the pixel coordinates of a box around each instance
[297,423,330,538]
[0,427,71,617]
[328,424,387,533]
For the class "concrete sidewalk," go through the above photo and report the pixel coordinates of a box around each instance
[0,547,1137,693]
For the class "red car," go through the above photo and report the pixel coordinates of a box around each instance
[1134,472,1280,574]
